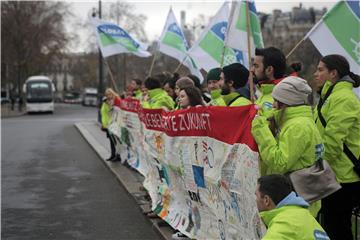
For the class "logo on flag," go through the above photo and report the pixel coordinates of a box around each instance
[306,0,359,72]
[159,8,203,81]
[91,17,151,58]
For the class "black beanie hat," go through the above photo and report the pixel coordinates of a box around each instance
[222,63,249,88]
[206,68,222,82]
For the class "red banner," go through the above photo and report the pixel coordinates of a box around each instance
[120,98,258,151]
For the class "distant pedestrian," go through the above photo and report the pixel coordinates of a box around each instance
[18,96,23,112]
[10,90,15,111]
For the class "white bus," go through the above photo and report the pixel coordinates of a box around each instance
[23,76,55,113]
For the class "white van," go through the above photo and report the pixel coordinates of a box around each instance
[82,88,98,106]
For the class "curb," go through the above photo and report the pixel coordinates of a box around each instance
[74,122,174,240]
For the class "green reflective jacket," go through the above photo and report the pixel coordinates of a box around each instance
[255,84,275,117]
[315,80,360,183]
[260,205,328,240]
[134,89,142,100]
[100,102,110,129]
[142,88,175,110]
[252,105,324,174]
[222,92,251,107]
[208,89,226,106]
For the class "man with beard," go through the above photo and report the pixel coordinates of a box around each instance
[219,63,251,107]
[252,47,287,116]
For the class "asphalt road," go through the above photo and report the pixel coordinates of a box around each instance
[1,104,160,240]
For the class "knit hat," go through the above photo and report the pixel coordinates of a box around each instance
[206,68,221,82]
[222,63,249,88]
[272,76,312,106]
[176,77,194,89]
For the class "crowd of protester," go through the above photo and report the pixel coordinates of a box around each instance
[100,46,360,240]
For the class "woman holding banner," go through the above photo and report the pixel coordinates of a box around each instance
[101,88,121,162]
[314,54,360,240]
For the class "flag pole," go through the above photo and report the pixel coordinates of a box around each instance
[173,56,187,73]
[220,45,226,68]
[220,2,235,68]
[286,37,305,59]
[286,15,324,59]
[148,42,159,77]
[245,1,255,103]
[103,60,119,93]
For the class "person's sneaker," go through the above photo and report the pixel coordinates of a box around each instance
[172,231,188,239]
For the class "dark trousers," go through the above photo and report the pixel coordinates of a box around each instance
[106,129,116,158]
[321,181,360,240]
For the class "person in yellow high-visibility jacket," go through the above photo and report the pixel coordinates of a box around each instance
[256,174,329,240]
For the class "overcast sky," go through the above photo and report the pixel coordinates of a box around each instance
[68,0,337,52]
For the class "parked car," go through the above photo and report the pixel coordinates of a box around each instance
[63,92,82,104]
[1,89,10,104]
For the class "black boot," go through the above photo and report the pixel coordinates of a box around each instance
[112,154,121,162]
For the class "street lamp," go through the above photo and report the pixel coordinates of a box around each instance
[92,1,104,101]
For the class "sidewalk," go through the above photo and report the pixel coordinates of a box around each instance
[75,121,175,240]
[1,104,26,118]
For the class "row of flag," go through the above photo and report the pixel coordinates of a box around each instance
[90,0,360,83]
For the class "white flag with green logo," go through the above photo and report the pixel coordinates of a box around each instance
[226,0,264,56]
[90,17,151,58]
[189,3,248,71]
[159,8,203,81]
[305,1,359,73]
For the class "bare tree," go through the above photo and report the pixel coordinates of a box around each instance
[1,1,72,95]
[106,1,148,43]
[77,1,149,92]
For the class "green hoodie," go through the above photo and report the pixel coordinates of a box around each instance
[222,92,251,107]
[100,102,111,129]
[260,192,328,240]
[142,88,175,110]
[315,80,360,183]
[134,89,142,100]
[255,84,275,117]
[208,89,226,106]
